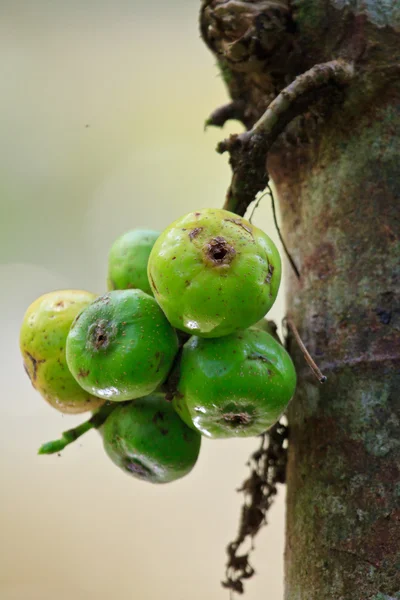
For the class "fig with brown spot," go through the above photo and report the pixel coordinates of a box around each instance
[103,394,201,483]
[173,328,296,438]
[66,290,179,401]
[19,290,103,414]
[147,208,281,337]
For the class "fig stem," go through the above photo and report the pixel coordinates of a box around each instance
[248,185,301,279]
[38,402,118,455]
[268,183,301,280]
[248,191,267,223]
[285,316,327,383]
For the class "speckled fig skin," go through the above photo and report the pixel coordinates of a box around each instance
[66,290,179,402]
[173,328,296,438]
[107,229,159,295]
[103,395,201,483]
[20,290,104,414]
[147,208,281,338]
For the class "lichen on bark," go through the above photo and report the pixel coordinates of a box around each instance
[200,0,400,597]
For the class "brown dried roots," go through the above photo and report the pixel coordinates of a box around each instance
[222,420,288,595]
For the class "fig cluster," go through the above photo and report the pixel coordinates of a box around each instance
[20,208,296,484]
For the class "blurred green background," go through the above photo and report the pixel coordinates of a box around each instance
[0,2,286,599]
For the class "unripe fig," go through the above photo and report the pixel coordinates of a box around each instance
[148,208,281,337]
[66,290,179,401]
[107,229,159,295]
[103,395,201,483]
[20,290,104,414]
[173,328,296,438]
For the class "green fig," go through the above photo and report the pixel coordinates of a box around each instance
[103,395,201,483]
[107,229,159,295]
[66,290,179,401]
[20,290,104,414]
[173,328,296,438]
[147,208,281,338]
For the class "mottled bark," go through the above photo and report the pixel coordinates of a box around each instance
[200,0,400,597]
[270,98,400,599]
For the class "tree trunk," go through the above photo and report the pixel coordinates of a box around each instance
[271,98,400,599]
[200,1,400,598]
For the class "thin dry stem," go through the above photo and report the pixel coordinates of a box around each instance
[285,316,327,383]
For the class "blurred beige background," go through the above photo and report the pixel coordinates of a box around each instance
[0,2,286,599]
